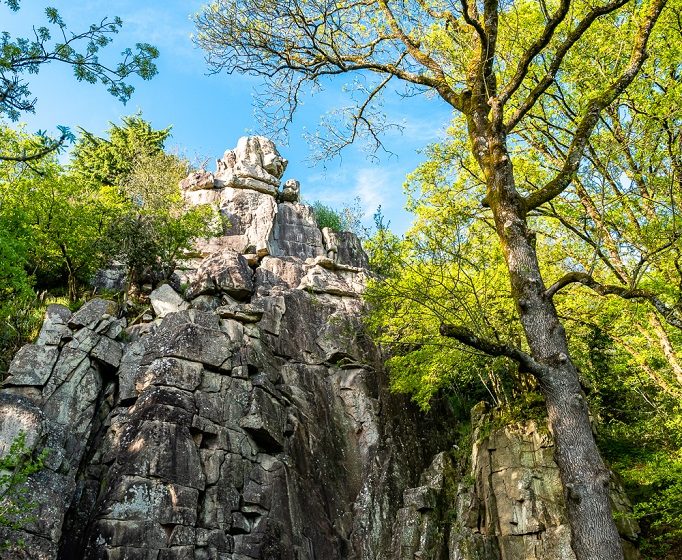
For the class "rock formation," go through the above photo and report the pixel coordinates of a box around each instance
[0,137,639,560]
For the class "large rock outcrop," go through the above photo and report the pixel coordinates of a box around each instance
[0,137,639,560]
[0,139,442,560]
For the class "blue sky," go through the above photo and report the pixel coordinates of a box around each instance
[3,1,455,233]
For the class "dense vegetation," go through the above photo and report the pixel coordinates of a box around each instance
[0,117,217,375]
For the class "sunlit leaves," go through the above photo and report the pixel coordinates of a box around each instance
[0,4,158,124]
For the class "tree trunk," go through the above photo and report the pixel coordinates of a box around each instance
[478,127,624,560]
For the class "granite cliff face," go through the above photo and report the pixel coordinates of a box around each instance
[0,138,638,560]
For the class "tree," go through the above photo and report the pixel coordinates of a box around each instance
[70,115,171,187]
[0,125,115,301]
[0,1,158,161]
[71,116,219,293]
[194,0,672,558]
[104,150,219,293]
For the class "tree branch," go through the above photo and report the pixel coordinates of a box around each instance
[0,131,68,162]
[439,323,550,377]
[504,0,630,133]
[497,0,571,108]
[545,271,682,330]
[523,0,667,211]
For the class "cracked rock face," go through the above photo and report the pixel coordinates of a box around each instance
[0,145,433,560]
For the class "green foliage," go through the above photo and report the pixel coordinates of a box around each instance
[71,115,171,187]
[0,5,158,122]
[311,201,344,232]
[310,197,368,237]
[0,115,216,308]
[0,432,48,536]
[0,126,115,300]
[103,150,220,290]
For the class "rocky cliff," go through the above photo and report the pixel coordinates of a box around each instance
[0,137,638,560]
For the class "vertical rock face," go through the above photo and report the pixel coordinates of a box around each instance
[0,138,638,560]
[387,405,640,560]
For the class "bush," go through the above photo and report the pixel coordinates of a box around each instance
[311,201,343,231]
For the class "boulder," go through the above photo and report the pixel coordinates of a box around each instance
[280,179,300,202]
[213,136,287,196]
[6,344,59,386]
[36,304,72,346]
[186,250,254,300]
[150,284,189,318]
[68,299,117,329]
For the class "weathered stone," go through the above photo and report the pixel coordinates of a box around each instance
[280,179,300,202]
[271,202,325,260]
[136,357,203,393]
[91,336,123,368]
[106,476,199,525]
[208,187,278,257]
[403,486,437,511]
[322,229,370,269]
[6,344,59,386]
[118,419,205,490]
[93,262,128,292]
[213,136,287,194]
[36,304,72,346]
[187,250,254,300]
[298,262,368,297]
[216,303,263,323]
[181,169,215,191]
[119,341,146,402]
[0,393,45,453]
[68,298,117,329]
[240,387,286,451]
[150,283,190,317]
[254,256,305,295]
[143,320,234,370]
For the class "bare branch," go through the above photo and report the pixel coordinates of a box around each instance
[523,0,668,211]
[439,323,550,377]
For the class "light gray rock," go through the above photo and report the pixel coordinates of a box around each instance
[271,202,325,260]
[135,357,203,393]
[213,136,287,195]
[186,249,254,300]
[68,299,117,329]
[280,178,300,202]
[298,262,369,297]
[150,283,189,318]
[322,229,370,269]
[180,170,215,191]
[6,344,59,386]
[36,304,72,346]
[214,187,278,256]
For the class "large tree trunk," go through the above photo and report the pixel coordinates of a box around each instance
[479,127,624,560]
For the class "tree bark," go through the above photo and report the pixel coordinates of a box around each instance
[474,123,624,560]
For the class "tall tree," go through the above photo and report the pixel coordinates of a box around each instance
[194,0,671,558]
[0,1,158,161]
